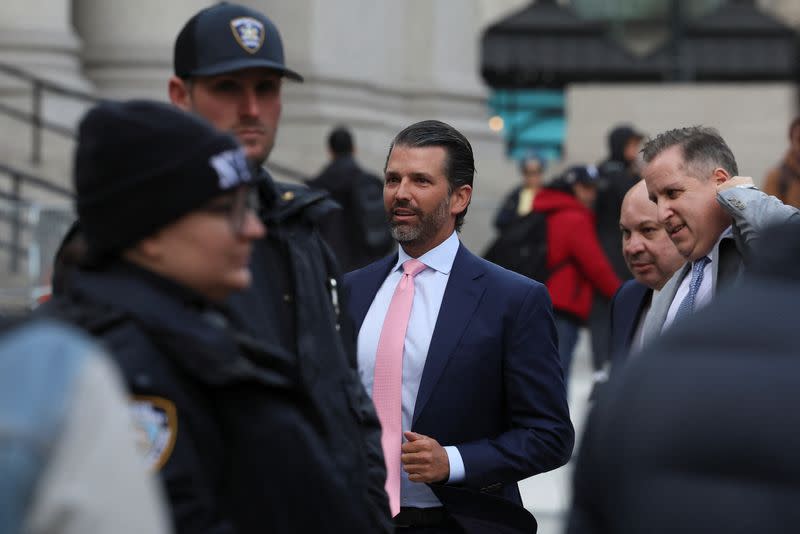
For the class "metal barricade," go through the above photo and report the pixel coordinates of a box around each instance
[0,199,73,313]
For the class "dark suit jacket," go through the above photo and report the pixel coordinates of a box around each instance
[344,243,574,533]
[608,280,651,372]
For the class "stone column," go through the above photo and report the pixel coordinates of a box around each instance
[0,0,89,86]
[73,0,208,100]
[0,0,93,191]
[261,0,515,251]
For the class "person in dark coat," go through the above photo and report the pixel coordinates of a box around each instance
[589,125,645,378]
[46,99,376,533]
[568,220,800,534]
[167,4,391,531]
[307,126,393,272]
[493,154,547,232]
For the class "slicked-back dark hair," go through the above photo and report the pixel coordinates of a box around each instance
[385,120,474,231]
[641,126,738,179]
[327,126,354,156]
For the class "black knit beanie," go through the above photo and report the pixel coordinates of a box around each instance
[74,99,254,258]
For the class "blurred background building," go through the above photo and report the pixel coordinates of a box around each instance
[0,1,798,311]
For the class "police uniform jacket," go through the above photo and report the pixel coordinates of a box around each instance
[47,261,373,533]
[226,168,391,532]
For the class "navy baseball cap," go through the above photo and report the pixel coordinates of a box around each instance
[563,165,600,186]
[174,2,303,81]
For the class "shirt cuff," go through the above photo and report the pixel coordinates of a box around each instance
[444,446,465,484]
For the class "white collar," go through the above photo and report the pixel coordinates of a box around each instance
[395,231,460,275]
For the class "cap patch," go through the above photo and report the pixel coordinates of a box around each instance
[230,17,265,54]
[210,148,252,189]
[130,396,177,472]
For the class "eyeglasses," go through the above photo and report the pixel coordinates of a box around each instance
[199,186,260,235]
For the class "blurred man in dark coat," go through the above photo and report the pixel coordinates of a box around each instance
[307,126,393,271]
[568,220,800,534]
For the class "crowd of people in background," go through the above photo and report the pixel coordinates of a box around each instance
[2,2,800,534]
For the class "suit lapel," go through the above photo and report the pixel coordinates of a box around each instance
[641,263,688,346]
[412,245,486,426]
[714,236,743,294]
[347,254,397,331]
[624,284,652,347]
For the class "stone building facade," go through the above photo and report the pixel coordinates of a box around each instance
[0,0,798,252]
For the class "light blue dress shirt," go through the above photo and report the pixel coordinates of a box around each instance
[663,226,731,332]
[357,231,465,508]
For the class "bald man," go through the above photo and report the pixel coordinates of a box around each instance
[609,181,685,370]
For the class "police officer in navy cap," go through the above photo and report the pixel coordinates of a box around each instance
[47,99,377,533]
[167,3,392,532]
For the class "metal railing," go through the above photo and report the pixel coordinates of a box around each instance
[0,62,98,165]
[0,162,72,274]
[0,62,85,294]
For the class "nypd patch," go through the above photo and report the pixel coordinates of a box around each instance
[130,396,177,472]
[230,17,265,54]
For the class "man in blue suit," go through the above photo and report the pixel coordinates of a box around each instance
[344,120,574,533]
[609,181,684,371]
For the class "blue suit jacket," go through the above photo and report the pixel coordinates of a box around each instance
[344,243,574,533]
[608,280,651,372]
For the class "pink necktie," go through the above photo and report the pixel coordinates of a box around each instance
[372,258,427,517]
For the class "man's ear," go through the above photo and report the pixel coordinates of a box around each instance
[450,184,472,216]
[711,167,731,186]
[168,76,191,111]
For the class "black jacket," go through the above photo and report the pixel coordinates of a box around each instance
[595,129,640,282]
[493,185,524,232]
[46,262,373,533]
[307,155,387,272]
[227,169,391,532]
[568,221,800,534]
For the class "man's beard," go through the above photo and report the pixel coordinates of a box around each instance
[389,196,450,245]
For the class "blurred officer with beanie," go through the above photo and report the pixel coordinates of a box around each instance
[46,99,373,533]
[532,165,621,383]
[167,4,391,531]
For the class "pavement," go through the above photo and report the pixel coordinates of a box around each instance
[519,328,594,534]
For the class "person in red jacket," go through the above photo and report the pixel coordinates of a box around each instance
[532,165,621,384]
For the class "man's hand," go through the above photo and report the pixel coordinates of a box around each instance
[401,431,450,484]
[718,175,755,192]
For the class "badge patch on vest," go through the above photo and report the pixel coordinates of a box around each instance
[130,396,177,471]
[230,17,265,54]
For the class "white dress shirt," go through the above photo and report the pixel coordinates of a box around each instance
[663,227,731,332]
[357,231,464,508]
